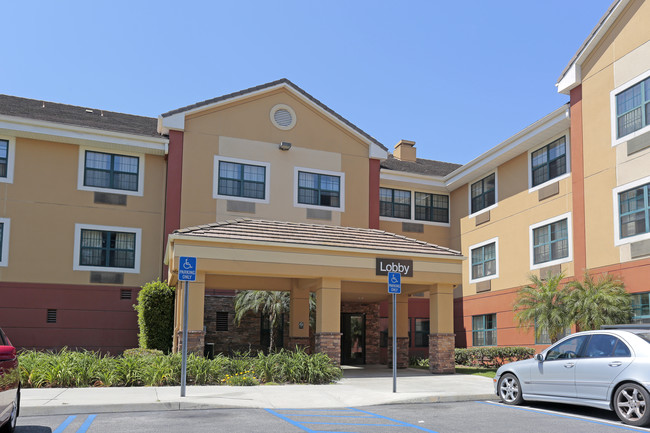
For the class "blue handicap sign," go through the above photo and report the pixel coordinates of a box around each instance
[178,256,197,281]
[387,272,401,294]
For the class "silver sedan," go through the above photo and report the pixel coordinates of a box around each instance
[494,327,650,427]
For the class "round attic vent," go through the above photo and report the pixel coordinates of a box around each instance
[270,104,296,130]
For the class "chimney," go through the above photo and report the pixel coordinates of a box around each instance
[394,140,416,162]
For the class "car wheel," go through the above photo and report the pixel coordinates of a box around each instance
[498,373,524,405]
[614,383,650,427]
[0,387,19,433]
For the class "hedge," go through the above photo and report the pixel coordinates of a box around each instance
[134,280,175,353]
[454,346,535,368]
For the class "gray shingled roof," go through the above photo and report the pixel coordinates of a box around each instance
[380,154,461,177]
[0,94,162,138]
[174,218,461,257]
[161,78,388,151]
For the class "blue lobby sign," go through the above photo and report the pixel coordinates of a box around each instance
[388,272,401,294]
[178,256,197,281]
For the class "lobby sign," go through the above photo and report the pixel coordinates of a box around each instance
[376,258,413,277]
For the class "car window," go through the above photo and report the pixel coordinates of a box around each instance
[0,328,6,346]
[585,334,620,358]
[546,335,588,360]
[633,331,650,344]
[613,339,632,357]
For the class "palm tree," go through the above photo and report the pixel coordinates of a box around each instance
[513,272,571,344]
[566,272,631,331]
[234,291,290,352]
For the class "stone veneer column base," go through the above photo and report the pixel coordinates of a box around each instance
[387,337,409,368]
[429,333,455,374]
[315,332,341,365]
[175,330,206,356]
[288,337,311,354]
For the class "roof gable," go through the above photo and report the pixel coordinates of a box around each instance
[158,79,387,155]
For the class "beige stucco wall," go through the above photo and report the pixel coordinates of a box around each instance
[579,0,650,269]
[378,176,452,248]
[449,137,574,298]
[0,136,166,285]
[179,89,371,230]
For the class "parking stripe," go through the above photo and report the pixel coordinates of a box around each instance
[266,407,439,433]
[53,416,76,433]
[75,415,97,433]
[480,401,648,431]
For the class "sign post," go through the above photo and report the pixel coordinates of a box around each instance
[178,256,197,398]
[387,272,401,393]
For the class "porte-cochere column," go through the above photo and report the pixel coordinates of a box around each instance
[429,284,455,373]
[315,278,341,365]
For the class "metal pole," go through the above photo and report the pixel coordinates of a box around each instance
[181,280,189,397]
[392,292,397,393]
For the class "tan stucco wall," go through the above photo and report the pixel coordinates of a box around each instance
[450,140,574,298]
[0,136,166,285]
[580,0,650,269]
[179,89,371,230]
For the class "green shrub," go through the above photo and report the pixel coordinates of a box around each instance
[123,348,164,357]
[18,347,342,388]
[134,279,175,353]
[454,346,535,368]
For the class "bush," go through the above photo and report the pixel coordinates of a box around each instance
[454,346,535,368]
[18,348,342,388]
[134,280,175,353]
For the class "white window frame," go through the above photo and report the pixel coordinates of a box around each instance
[468,237,499,284]
[0,136,16,184]
[0,218,9,267]
[468,169,498,218]
[613,175,650,246]
[378,187,451,227]
[529,212,573,270]
[73,223,142,273]
[611,69,650,147]
[293,166,345,212]
[213,155,271,204]
[528,133,571,192]
[77,146,145,196]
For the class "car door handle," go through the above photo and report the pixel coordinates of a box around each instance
[564,363,575,368]
[609,361,623,367]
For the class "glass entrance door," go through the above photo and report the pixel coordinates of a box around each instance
[341,313,365,365]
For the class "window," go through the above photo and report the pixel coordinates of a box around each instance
[0,218,8,267]
[0,139,8,178]
[531,137,567,187]
[470,173,496,214]
[0,137,15,183]
[298,171,340,207]
[530,213,572,269]
[415,192,449,223]
[470,240,497,282]
[632,292,650,324]
[472,314,496,346]
[84,150,139,192]
[545,335,588,361]
[218,160,266,200]
[414,319,429,347]
[74,224,141,273]
[618,182,650,239]
[380,188,411,219]
[78,148,143,195]
[616,75,650,139]
[584,334,630,358]
[534,320,569,345]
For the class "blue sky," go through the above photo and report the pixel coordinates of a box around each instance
[2,1,612,164]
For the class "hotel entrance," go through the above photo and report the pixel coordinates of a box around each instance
[341,313,365,365]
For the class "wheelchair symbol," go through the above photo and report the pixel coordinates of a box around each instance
[390,274,399,284]
[182,258,193,270]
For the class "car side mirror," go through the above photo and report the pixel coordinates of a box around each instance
[0,345,16,361]
[534,353,544,362]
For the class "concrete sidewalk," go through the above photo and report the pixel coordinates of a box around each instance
[20,366,496,416]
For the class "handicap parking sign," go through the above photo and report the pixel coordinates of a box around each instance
[178,256,197,281]
[388,272,401,294]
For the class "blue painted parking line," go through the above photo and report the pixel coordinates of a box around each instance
[265,407,439,433]
[52,414,98,433]
[480,401,647,432]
